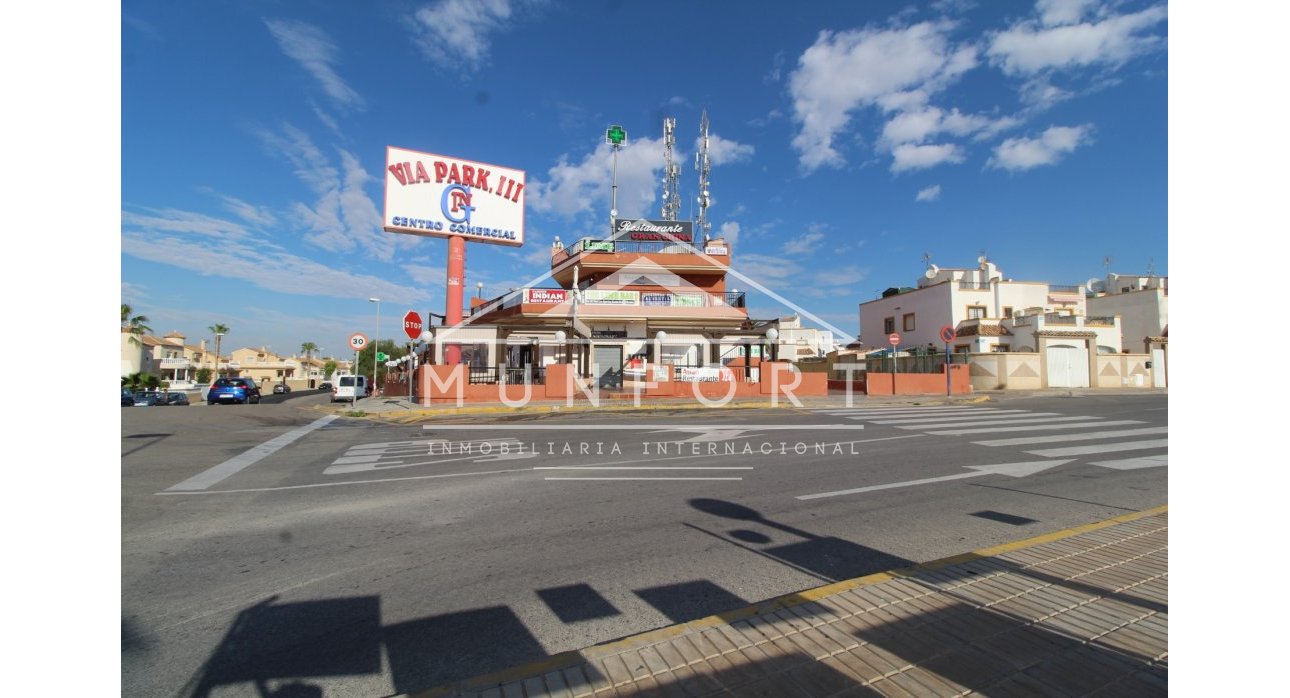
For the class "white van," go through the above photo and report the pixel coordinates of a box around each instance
[332,375,370,402]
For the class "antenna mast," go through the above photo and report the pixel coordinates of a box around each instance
[661,118,680,220]
[694,109,712,239]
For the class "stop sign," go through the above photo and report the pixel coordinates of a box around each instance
[402,311,423,340]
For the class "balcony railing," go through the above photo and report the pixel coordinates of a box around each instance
[1042,314,1078,325]
[473,288,748,313]
[1084,316,1117,326]
[1048,284,1084,294]
[958,280,992,290]
[559,238,711,258]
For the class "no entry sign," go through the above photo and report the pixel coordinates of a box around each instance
[888,332,900,346]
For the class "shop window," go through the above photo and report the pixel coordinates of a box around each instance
[903,313,915,332]
[883,317,895,334]
[967,305,986,320]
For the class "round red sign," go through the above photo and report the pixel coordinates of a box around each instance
[888,332,900,346]
[402,311,423,340]
[939,325,957,344]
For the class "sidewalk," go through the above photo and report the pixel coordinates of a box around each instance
[411,507,1167,697]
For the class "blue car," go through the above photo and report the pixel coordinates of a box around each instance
[207,377,262,404]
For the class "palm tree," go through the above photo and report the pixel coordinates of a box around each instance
[121,304,152,345]
[300,342,318,360]
[209,323,230,378]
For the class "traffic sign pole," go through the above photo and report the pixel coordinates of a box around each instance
[938,326,957,396]
[888,332,900,395]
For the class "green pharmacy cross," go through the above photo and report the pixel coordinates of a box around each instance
[605,125,626,146]
[376,352,388,361]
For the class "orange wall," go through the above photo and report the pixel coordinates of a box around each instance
[864,365,970,396]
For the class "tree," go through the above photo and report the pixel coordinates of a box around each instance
[323,360,337,380]
[209,323,230,377]
[195,367,212,385]
[300,342,318,359]
[354,339,407,381]
[121,303,152,345]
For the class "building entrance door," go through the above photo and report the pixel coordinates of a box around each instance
[1045,344,1090,388]
[594,345,623,390]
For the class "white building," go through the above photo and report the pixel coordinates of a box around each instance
[859,259,1129,389]
[1086,273,1168,352]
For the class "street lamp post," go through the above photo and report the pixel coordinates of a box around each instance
[369,297,381,392]
[766,327,779,362]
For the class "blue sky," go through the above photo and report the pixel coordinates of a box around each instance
[119,0,1168,355]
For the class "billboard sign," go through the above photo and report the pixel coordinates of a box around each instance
[524,288,569,304]
[582,290,639,305]
[583,240,615,252]
[384,145,525,247]
[612,219,693,242]
[642,293,672,307]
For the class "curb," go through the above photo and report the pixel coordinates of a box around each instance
[408,504,1167,697]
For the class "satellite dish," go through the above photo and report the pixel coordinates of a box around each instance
[924,264,940,279]
[1085,277,1099,291]
[977,255,988,265]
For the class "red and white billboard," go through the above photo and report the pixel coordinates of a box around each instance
[383,146,526,247]
[524,288,568,304]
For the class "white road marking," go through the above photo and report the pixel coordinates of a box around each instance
[973,427,1168,447]
[814,408,1002,417]
[796,460,1074,500]
[534,466,753,470]
[899,416,1102,429]
[1026,439,1169,457]
[156,466,535,495]
[1089,454,1168,470]
[422,424,867,430]
[870,411,1057,424]
[926,420,1145,435]
[544,477,743,481]
[165,415,338,491]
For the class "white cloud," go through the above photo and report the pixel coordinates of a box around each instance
[989,124,1092,171]
[705,134,755,166]
[881,106,1018,146]
[264,19,365,110]
[788,21,978,172]
[410,0,533,73]
[891,143,965,172]
[1036,0,1099,27]
[253,124,394,260]
[718,221,741,247]
[782,231,825,256]
[121,208,252,239]
[122,210,426,304]
[527,137,664,220]
[216,194,277,228]
[402,263,445,286]
[916,185,942,202]
[987,4,1167,76]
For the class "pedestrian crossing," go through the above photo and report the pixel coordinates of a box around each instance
[812,405,1167,469]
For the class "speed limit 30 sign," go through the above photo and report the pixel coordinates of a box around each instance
[348,333,370,351]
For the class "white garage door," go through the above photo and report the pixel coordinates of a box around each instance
[1046,344,1090,388]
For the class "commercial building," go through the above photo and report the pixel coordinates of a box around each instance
[434,219,794,391]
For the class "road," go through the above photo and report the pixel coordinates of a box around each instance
[121,392,1167,696]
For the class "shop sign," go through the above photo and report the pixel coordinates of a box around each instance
[642,293,672,306]
[582,290,639,305]
[384,145,525,247]
[676,366,735,382]
[613,219,694,242]
[524,288,568,304]
[583,240,615,252]
[591,329,628,339]
[673,293,704,307]
[704,245,729,255]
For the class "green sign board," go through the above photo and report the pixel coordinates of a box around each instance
[583,240,615,252]
[376,352,388,361]
[605,125,626,146]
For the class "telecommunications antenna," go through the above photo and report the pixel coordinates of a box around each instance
[921,252,932,268]
[694,108,712,237]
[661,117,680,220]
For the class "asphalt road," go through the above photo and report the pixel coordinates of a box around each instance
[121,392,1167,696]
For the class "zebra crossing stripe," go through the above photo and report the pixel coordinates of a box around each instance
[869,411,1057,424]
[899,416,1103,430]
[925,420,1145,435]
[972,427,1168,447]
[812,408,1002,416]
[1025,439,1169,457]
[1089,454,1168,470]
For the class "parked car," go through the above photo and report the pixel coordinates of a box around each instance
[207,377,261,404]
[331,375,370,402]
[273,383,291,394]
[318,382,332,392]
[163,392,190,406]
[132,391,166,406]
[121,389,135,406]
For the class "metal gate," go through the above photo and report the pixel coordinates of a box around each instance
[1046,344,1089,388]
[594,345,623,389]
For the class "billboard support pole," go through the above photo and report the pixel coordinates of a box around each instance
[445,236,466,365]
